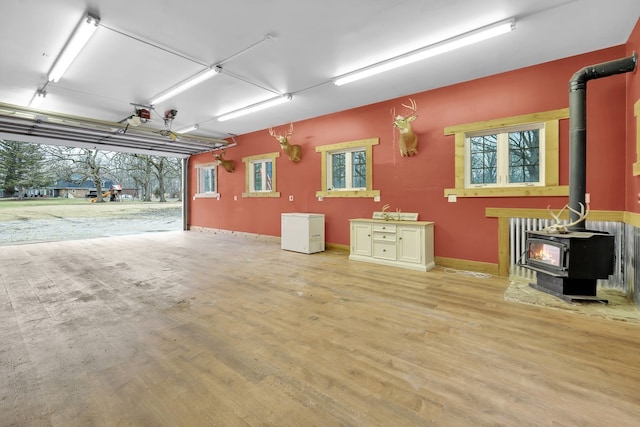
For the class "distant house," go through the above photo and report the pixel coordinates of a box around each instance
[25,179,117,198]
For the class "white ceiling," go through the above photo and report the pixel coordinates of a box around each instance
[0,0,638,144]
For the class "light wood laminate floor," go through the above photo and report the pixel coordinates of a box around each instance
[1,231,639,426]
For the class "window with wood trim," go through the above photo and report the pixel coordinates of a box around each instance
[444,109,569,198]
[633,99,640,176]
[242,152,280,198]
[466,124,544,187]
[194,162,219,198]
[315,138,380,198]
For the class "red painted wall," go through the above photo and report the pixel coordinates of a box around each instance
[189,45,629,266]
[626,19,640,213]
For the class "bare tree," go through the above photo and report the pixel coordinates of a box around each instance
[114,153,154,201]
[45,146,115,202]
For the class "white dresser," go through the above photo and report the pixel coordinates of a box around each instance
[349,218,435,271]
[281,213,325,254]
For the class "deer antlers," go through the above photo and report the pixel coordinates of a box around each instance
[381,204,402,221]
[542,202,589,233]
[268,123,293,142]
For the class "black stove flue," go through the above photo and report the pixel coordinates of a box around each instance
[567,52,637,229]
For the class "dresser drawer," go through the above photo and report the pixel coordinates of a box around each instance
[372,232,396,242]
[373,241,396,260]
[373,223,396,233]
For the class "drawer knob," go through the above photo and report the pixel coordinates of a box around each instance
[383,235,386,239]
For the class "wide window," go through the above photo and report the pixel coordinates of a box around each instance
[444,109,569,198]
[316,138,379,198]
[194,163,218,198]
[466,124,544,187]
[242,152,280,198]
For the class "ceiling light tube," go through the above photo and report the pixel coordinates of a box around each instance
[29,90,47,108]
[48,13,100,83]
[217,94,292,122]
[175,124,199,134]
[334,18,516,86]
[150,66,221,105]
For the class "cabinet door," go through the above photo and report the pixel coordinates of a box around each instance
[397,226,423,264]
[351,223,372,256]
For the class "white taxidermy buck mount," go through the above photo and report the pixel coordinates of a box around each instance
[269,123,302,162]
[392,98,419,157]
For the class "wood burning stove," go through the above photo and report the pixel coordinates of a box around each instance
[522,52,636,302]
[523,230,614,302]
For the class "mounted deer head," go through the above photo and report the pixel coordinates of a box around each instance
[214,152,235,173]
[269,123,302,163]
[542,202,589,234]
[392,98,419,157]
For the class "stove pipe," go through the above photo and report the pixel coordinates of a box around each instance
[568,52,637,231]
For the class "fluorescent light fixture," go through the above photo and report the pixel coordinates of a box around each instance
[175,124,199,134]
[29,90,47,108]
[217,94,292,122]
[334,19,516,86]
[150,66,221,105]
[48,13,100,83]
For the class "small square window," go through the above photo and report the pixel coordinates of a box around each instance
[194,163,219,198]
[242,152,280,198]
[250,159,273,192]
[315,138,379,198]
[328,149,366,191]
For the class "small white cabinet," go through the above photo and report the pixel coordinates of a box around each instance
[281,213,325,254]
[349,219,435,271]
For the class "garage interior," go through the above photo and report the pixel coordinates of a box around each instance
[2,1,640,426]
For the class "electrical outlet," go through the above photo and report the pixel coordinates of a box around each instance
[318,196,323,202]
[374,195,380,202]
[234,195,237,201]
[585,193,590,203]
[448,194,457,203]
[289,195,294,202]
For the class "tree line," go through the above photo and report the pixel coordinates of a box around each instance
[0,140,182,202]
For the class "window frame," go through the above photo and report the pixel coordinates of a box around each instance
[242,152,280,198]
[194,162,219,199]
[465,123,545,188]
[633,99,640,176]
[444,109,569,198]
[315,138,379,198]
[327,147,368,191]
